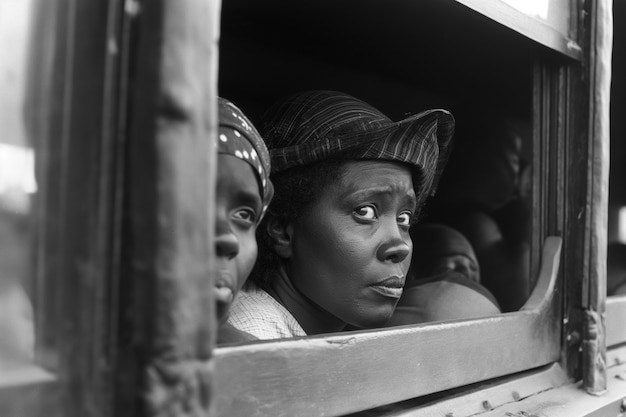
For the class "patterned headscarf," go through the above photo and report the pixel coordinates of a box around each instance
[259,90,454,206]
[218,98,273,222]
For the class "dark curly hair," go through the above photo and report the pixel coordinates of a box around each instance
[248,159,346,289]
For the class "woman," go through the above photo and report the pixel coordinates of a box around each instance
[227,90,454,339]
[214,97,273,344]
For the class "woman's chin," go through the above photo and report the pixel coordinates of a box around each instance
[345,308,396,330]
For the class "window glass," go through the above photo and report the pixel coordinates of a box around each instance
[500,0,570,35]
[0,0,36,370]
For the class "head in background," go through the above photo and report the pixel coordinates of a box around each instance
[433,110,528,212]
[253,90,454,332]
[409,223,479,284]
[386,272,500,326]
[214,97,273,325]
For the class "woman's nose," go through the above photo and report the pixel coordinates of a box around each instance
[377,222,411,264]
[215,220,239,260]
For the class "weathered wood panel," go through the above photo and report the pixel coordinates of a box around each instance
[126,0,220,415]
[212,238,562,417]
[355,363,570,416]
[582,0,612,395]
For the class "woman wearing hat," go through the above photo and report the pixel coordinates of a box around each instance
[226,90,454,340]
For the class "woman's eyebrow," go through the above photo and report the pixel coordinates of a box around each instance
[405,193,418,211]
[340,186,395,200]
[341,185,417,206]
[234,187,263,210]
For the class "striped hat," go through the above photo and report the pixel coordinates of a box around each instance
[259,90,454,203]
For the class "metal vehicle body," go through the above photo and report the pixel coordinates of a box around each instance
[0,0,623,416]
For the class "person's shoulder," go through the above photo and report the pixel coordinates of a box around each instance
[227,286,305,340]
[217,322,258,345]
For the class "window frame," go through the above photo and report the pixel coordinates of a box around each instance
[207,0,612,414]
[454,0,582,60]
[120,0,614,415]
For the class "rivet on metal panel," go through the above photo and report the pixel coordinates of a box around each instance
[512,391,521,401]
[482,400,492,410]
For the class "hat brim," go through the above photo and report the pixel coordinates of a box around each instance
[270,109,454,203]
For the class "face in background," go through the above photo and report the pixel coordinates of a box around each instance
[437,125,524,212]
[425,238,480,283]
[214,155,263,324]
[286,160,416,328]
[410,224,480,284]
[428,253,479,283]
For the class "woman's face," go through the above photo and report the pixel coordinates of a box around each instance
[287,160,416,328]
[214,155,262,324]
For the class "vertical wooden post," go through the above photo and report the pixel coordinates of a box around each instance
[127,0,220,414]
[582,0,612,395]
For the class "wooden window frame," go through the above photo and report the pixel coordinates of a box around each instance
[124,0,615,416]
[454,0,582,60]
[210,2,589,416]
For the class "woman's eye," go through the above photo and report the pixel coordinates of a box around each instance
[233,208,257,225]
[397,212,412,226]
[354,205,377,220]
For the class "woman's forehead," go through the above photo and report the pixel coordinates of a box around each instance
[217,154,263,203]
[335,160,416,198]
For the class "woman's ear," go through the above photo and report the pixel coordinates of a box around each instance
[266,215,293,259]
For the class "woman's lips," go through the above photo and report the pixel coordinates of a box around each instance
[369,275,405,299]
[213,285,234,305]
[214,272,235,304]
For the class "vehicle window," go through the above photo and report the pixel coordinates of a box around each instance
[217,0,534,342]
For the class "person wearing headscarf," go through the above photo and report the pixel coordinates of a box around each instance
[226,90,454,340]
[215,97,273,344]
